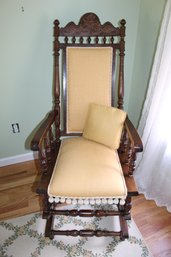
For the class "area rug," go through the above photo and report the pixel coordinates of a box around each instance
[0,206,152,257]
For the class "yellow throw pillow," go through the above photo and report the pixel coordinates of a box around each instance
[83,103,127,149]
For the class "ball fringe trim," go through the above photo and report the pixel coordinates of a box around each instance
[48,196,126,205]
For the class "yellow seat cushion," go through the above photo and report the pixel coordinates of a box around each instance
[83,103,127,149]
[48,137,127,203]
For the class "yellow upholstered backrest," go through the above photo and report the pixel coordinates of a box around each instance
[66,47,113,133]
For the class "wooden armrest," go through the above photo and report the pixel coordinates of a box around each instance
[31,110,58,151]
[124,117,143,153]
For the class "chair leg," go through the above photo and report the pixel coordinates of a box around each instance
[117,196,132,239]
[41,194,54,239]
[42,194,52,219]
[45,215,54,239]
[118,196,132,220]
[124,196,132,220]
[119,215,129,240]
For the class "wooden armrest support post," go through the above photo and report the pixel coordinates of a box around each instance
[31,110,59,151]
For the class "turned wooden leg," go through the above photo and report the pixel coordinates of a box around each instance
[42,194,52,219]
[119,215,129,240]
[45,215,54,239]
[124,196,132,220]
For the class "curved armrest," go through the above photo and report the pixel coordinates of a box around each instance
[31,110,58,151]
[124,117,143,152]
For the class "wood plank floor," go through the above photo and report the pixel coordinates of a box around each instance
[132,194,171,257]
[0,160,171,257]
[0,160,43,220]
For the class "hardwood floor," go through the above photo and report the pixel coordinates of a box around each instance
[0,160,171,257]
[0,160,42,220]
[132,194,171,257]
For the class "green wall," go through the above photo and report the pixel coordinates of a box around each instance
[0,0,165,159]
[128,0,166,127]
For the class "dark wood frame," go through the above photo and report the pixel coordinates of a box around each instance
[31,13,143,240]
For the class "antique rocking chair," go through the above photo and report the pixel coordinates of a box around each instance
[31,13,143,240]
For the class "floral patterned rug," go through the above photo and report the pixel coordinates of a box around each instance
[0,206,152,257]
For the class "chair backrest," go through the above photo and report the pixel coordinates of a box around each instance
[53,13,126,136]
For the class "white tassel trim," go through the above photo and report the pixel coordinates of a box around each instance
[48,196,126,205]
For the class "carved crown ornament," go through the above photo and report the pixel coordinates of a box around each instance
[54,13,126,37]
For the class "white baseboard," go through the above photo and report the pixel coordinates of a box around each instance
[0,152,38,167]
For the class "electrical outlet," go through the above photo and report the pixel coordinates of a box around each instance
[12,123,20,133]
